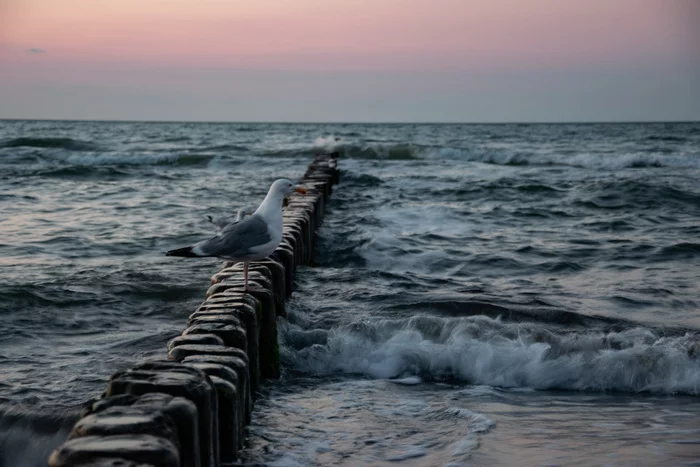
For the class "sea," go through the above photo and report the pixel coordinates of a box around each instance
[0,120,699,466]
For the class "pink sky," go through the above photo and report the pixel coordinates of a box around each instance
[1,0,698,121]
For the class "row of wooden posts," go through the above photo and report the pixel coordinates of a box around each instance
[48,152,340,467]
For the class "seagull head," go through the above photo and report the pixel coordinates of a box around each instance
[270,178,307,198]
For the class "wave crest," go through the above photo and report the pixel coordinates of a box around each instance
[284,314,700,394]
[342,144,420,160]
[441,147,700,169]
[312,137,699,167]
[313,137,420,160]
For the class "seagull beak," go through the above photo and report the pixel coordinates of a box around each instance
[295,186,307,194]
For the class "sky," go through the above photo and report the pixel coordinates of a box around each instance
[1,0,699,122]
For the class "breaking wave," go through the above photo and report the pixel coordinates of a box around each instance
[313,137,421,160]
[0,410,75,467]
[283,314,700,395]
[429,147,700,169]
[312,137,699,167]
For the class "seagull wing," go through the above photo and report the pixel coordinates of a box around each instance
[195,213,272,259]
[207,207,255,233]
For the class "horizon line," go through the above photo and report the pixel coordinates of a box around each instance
[1,118,699,125]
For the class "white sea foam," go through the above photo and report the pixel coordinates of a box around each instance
[451,433,479,458]
[441,407,496,433]
[313,135,342,149]
[285,314,700,394]
[415,147,700,169]
[307,136,700,167]
[323,140,700,169]
[389,376,423,385]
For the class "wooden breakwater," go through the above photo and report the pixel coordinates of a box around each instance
[48,152,340,467]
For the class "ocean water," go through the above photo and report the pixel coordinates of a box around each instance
[0,120,699,466]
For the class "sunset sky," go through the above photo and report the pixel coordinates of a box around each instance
[1,0,699,122]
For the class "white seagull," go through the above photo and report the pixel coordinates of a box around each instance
[167,178,306,291]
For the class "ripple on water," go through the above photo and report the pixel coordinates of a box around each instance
[241,378,495,466]
[1,121,700,466]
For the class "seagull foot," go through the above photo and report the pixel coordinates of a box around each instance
[244,285,268,294]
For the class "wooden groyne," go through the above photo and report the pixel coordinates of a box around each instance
[48,152,340,467]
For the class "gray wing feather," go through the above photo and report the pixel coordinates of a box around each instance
[196,213,271,258]
[207,206,254,231]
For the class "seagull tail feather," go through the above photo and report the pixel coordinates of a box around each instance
[165,246,200,257]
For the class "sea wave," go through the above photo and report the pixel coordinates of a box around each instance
[566,152,700,169]
[0,411,75,467]
[312,137,700,168]
[283,314,700,394]
[644,135,687,142]
[313,137,421,160]
[59,152,216,167]
[447,148,700,169]
[0,137,99,151]
[29,166,132,177]
[573,180,700,212]
[5,151,216,168]
[199,144,248,152]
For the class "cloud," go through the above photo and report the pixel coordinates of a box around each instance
[27,48,45,54]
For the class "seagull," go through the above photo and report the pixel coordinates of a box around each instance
[167,179,307,291]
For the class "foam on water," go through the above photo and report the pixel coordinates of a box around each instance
[417,146,700,169]
[437,407,495,433]
[284,314,700,394]
[313,135,342,149]
[312,134,700,168]
[0,412,75,467]
[242,377,496,466]
[4,128,698,169]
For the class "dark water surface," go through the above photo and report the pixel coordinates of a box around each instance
[1,121,699,466]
